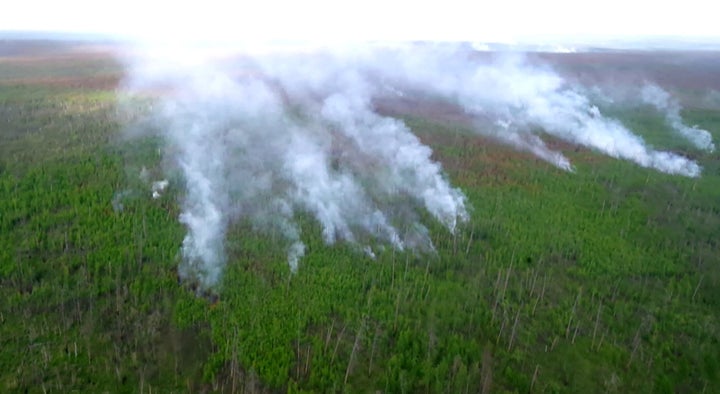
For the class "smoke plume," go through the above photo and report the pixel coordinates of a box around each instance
[120,42,704,289]
[355,46,702,176]
[641,83,715,152]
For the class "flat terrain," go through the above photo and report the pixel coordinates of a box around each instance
[1,41,719,393]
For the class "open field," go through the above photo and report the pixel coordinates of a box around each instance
[1,41,719,393]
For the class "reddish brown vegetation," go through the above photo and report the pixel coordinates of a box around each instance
[536,51,720,92]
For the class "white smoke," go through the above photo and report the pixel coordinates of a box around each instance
[151,179,169,199]
[121,43,469,288]
[641,83,715,152]
[355,46,701,176]
[495,119,574,171]
[120,41,703,289]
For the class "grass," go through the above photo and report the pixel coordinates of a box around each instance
[1,43,719,393]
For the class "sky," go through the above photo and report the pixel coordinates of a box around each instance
[1,0,718,44]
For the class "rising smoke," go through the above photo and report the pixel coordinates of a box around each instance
[120,42,708,289]
[641,83,715,152]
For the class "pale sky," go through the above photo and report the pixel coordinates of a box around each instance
[1,0,718,43]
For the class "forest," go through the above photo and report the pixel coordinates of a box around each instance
[1,41,719,393]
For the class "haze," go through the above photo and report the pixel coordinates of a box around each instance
[2,0,719,45]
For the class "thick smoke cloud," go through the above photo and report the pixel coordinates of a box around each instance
[120,42,706,289]
[122,45,469,288]
[354,46,703,176]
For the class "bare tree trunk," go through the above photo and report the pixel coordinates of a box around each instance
[480,348,492,394]
[344,321,365,384]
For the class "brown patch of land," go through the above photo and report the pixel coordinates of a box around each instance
[375,95,476,128]
[0,40,123,90]
[0,74,121,90]
[535,51,720,92]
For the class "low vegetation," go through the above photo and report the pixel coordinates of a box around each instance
[1,45,719,393]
